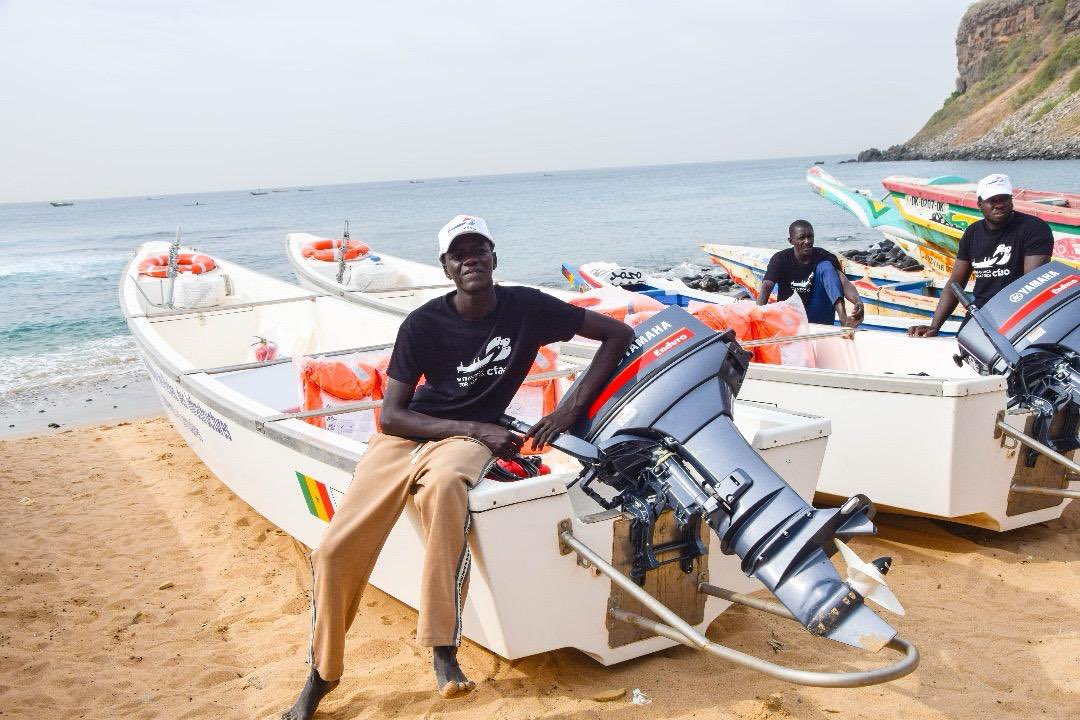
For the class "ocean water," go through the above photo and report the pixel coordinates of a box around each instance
[1,155,1077,411]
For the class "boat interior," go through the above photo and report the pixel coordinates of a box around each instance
[127,247,835,500]
[797,326,980,379]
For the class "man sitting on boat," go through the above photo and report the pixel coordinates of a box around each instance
[908,174,1053,338]
[756,220,864,327]
[282,215,634,719]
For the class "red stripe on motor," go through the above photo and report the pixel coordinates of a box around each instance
[586,327,694,419]
[998,275,1080,334]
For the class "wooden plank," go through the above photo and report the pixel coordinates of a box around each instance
[1006,413,1073,516]
[607,509,709,648]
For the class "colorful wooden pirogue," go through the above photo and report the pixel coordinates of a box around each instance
[698,244,964,333]
[806,166,1080,277]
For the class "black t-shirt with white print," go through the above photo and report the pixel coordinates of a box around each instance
[956,211,1054,307]
[763,247,843,302]
[386,285,585,423]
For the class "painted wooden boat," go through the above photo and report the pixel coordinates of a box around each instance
[561,261,745,306]
[808,166,1080,275]
[699,244,964,334]
[121,241,845,666]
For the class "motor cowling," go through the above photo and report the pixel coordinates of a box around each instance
[565,306,899,651]
[956,261,1080,452]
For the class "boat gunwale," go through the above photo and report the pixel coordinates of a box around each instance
[882,177,1080,227]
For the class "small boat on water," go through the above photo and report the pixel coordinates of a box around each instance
[250,189,269,196]
[297,188,315,192]
[807,166,1080,275]
[121,241,916,681]
[699,244,964,334]
[49,201,73,207]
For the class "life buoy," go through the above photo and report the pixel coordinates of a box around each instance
[302,238,370,262]
[138,253,217,278]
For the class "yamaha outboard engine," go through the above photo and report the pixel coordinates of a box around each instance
[504,306,900,652]
[955,261,1080,453]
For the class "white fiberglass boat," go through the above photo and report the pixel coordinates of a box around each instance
[737,326,1075,531]
[122,241,916,682]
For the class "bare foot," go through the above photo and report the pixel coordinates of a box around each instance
[433,645,475,698]
[281,666,339,720]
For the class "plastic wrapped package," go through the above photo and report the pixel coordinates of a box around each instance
[295,345,566,446]
[568,287,665,322]
[750,295,815,367]
[295,350,389,441]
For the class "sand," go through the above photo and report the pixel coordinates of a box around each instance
[1,417,1078,719]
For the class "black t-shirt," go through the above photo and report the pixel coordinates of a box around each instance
[386,285,585,422]
[956,211,1054,307]
[763,247,842,302]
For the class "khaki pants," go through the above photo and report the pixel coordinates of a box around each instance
[309,433,494,682]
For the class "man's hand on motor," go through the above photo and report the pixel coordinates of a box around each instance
[524,405,578,452]
[907,325,938,338]
[470,422,523,458]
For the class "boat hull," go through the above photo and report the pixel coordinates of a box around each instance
[738,331,1072,531]
[122,243,833,664]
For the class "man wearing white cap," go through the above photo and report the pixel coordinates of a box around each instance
[282,216,633,718]
[909,173,1053,337]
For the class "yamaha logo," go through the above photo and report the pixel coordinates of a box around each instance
[1007,270,1060,304]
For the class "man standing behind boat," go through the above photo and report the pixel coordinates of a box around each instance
[282,215,634,719]
[908,174,1053,338]
[757,220,864,327]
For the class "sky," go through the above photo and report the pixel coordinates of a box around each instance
[0,0,977,203]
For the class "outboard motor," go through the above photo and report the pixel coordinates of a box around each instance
[954,261,1080,453]
[504,306,901,652]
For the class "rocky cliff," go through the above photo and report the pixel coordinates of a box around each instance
[859,0,1080,161]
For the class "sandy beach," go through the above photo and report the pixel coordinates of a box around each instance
[1,416,1078,719]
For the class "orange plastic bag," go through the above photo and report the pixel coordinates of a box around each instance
[299,357,385,432]
[688,300,753,342]
[749,295,815,367]
[568,287,665,323]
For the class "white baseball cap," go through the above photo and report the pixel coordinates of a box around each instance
[976,173,1013,201]
[437,215,493,258]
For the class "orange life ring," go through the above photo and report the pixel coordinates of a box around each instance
[302,238,369,262]
[138,253,217,278]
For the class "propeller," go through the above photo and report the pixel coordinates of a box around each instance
[834,539,905,616]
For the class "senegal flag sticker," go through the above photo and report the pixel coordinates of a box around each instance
[296,472,335,522]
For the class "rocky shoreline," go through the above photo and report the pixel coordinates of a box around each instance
[858,0,1079,162]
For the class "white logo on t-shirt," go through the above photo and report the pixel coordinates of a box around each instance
[457,336,512,378]
[972,243,1012,271]
[791,272,814,295]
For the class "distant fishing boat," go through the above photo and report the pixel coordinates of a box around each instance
[458,179,471,183]
[250,189,269,196]
[183,201,204,207]
[699,244,964,333]
[49,201,73,207]
[807,167,1080,275]
[147,196,165,201]
[272,189,289,193]
[408,180,424,184]
[297,188,314,192]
